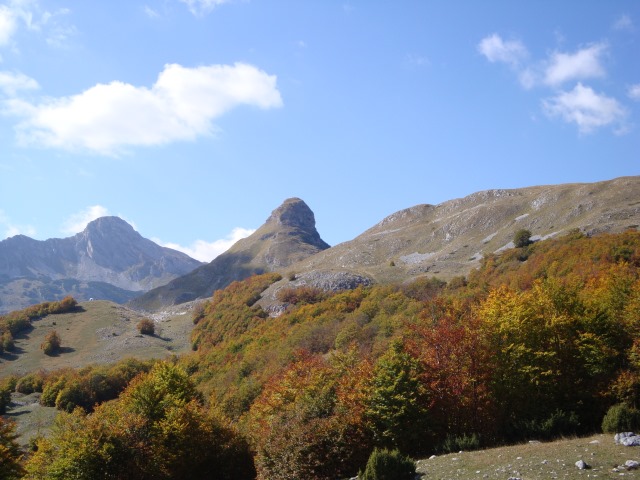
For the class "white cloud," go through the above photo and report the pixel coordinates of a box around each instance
[0,4,18,46]
[629,84,640,101]
[0,70,39,95]
[4,62,283,155]
[160,227,255,262]
[543,43,607,86]
[179,0,230,16]
[0,1,73,48]
[61,205,109,235]
[542,83,627,134]
[404,53,429,68]
[477,33,528,67]
[0,208,36,239]
[613,14,633,31]
[143,5,160,18]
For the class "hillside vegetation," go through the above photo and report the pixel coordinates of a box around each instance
[1,229,640,479]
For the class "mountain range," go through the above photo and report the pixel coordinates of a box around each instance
[1,176,639,313]
[0,216,203,313]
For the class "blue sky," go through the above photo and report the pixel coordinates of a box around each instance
[0,0,638,262]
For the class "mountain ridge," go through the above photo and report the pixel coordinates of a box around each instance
[254,176,640,307]
[0,217,203,313]
[128,197,330,311]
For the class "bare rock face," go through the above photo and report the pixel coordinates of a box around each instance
[0,217,203,313]
[129,198,331,311]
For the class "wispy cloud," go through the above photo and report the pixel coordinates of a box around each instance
[159,227,255,262]
[628,84,640,101]
[543,43,608,86]
[61,205,110,235]
[613,14,633,31]
[143,5,160,19]
[542,83,627,134]
[0,208,36,239]
[0,4,18,46]
[3,62,283,155]
[477,33,528,67]
[179,0,230,16]
[0,70,39,95]
[404,53,429,68]
[0,1,74,49]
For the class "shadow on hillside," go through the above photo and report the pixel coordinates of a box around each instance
[44,346,76,357]
[5,408,32,418]
[0,345,26,361]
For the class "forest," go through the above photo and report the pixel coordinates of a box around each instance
[1,229,640,479]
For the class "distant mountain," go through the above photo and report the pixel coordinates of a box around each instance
[256,176,640,306]
[129,198,330,311]
[0,217,203,313]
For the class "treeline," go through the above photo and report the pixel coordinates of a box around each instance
[0,296,77,354]
[1,230,640,479]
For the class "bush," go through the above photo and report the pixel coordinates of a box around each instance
[0,379,15,415]
[514,229,532,248]
[359,448,415,480]
[276,285,326,305]
[16,372,45,394]
[137,319,155,335]
[602,404,640,433]
[41,330,61,355]
[441,433,481,453]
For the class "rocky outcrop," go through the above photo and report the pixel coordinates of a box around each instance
[129,198,331,311]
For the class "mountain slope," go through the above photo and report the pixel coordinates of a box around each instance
[129,198,330,311]
[257,176,640,302]
[0,217,203,313]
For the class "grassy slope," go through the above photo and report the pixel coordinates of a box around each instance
[0,300,196,378]
[416,434,640,479]
[0,299,198,446]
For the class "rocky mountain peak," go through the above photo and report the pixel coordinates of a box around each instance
[266,198,317,230]
[82,216,139,241]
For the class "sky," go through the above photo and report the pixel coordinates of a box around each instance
[0,0,638,262]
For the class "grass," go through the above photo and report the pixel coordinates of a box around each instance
[0,300,196,378]
[5,392,57,447]
[416,434,640,479]
[0,299,199,447]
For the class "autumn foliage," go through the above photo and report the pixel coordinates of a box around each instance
[3,231,640,478]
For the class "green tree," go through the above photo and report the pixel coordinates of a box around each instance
[514,229,532,248]
[359,448,415,480]
[365,341,430,455]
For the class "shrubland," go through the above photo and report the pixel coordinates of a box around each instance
[1,230,640,478]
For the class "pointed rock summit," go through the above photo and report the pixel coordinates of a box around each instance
[129,198,330,310]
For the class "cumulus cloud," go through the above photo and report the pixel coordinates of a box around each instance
[542,83,627,134]
[179,0,230,15]
[543,43,607,86]
[629,84,640,101]
[4,62,283,155]
[61,205,110,235]
[160,227,255,262]
[0,70,39,95]
[477,33,528,67]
